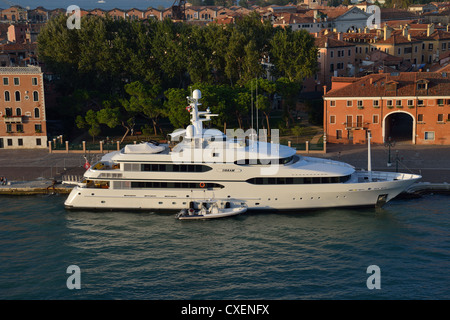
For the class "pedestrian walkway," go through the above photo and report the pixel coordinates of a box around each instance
[0,143,449,184]
[309,143,450,183]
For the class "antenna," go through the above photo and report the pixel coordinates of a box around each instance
[251,80,253,131]
[367,130,372,182]
[256,78,259,139]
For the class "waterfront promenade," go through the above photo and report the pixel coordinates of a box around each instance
[0,143,449,193]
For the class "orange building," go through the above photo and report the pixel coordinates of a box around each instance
[323,70,450,145]
[0,66,47,149]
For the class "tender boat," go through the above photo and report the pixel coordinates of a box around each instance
[176,200,247,220]
[64,89,421,212]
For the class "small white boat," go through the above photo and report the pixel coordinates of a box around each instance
[176,201,247,220]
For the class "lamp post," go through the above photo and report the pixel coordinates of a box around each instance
[384,136,395,167]
[395,150,400,173]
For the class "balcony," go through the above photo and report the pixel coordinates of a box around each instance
[344,122,366,130]
[3,115,24,123]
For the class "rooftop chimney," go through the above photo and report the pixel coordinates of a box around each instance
[402,26,408,37]
[383,25,392,41]
[427,23,434,37]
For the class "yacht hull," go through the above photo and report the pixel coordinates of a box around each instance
[64,171,421,212]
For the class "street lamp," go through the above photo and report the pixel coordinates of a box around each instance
[384,136,395,167]
[395,150,399,173]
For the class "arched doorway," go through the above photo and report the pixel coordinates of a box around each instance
[383,112,415,144]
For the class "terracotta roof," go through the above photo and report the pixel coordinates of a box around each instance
[325,72,450,98]
[409,29,450,41]
[0,42,37,51]
[436,64,450,73]
[303,7,349,21]
[376,33,416,45]
[380,8,418,21]
[273,13,313,24]
[342,32,377,41]
[315,36,355,48]
[424,8,450,15]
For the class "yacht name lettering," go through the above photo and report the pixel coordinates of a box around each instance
[223,169,235,172]
[226,304,269,315]
[181,304,215,317]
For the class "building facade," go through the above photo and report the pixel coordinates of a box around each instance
[0,66,47,149]
[323,71,450,145]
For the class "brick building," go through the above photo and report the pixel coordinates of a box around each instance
[323,70,450,145]
[0,66,47,149]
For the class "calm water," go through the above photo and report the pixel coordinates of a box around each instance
[0,194,449,300]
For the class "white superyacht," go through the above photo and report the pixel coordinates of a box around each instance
[64,89,421,211]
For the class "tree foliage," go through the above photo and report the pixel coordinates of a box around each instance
[38,13,318,139]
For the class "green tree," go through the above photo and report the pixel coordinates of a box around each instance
[121,81,165,136]
[164,88,190,129]
[275,77,302,128]
[270,28,318,83]
[234,90,251,129]
[291,125,305,144]
[185,25,214,84]
[76,109,101,142]
[95,100,134,143]
[190,83,236,132]
[245,78,276,135]
[152,19,188,88]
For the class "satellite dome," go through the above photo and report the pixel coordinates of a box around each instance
[192,89,201,100]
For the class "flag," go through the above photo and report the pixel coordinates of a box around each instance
[83,157,90,170]
[186,106,191,112]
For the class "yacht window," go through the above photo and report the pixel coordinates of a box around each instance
[123,163,140,171]
[234,156,294,166]
[127,181,224,189]
[246,175,352,184]
[141,163,212,172]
